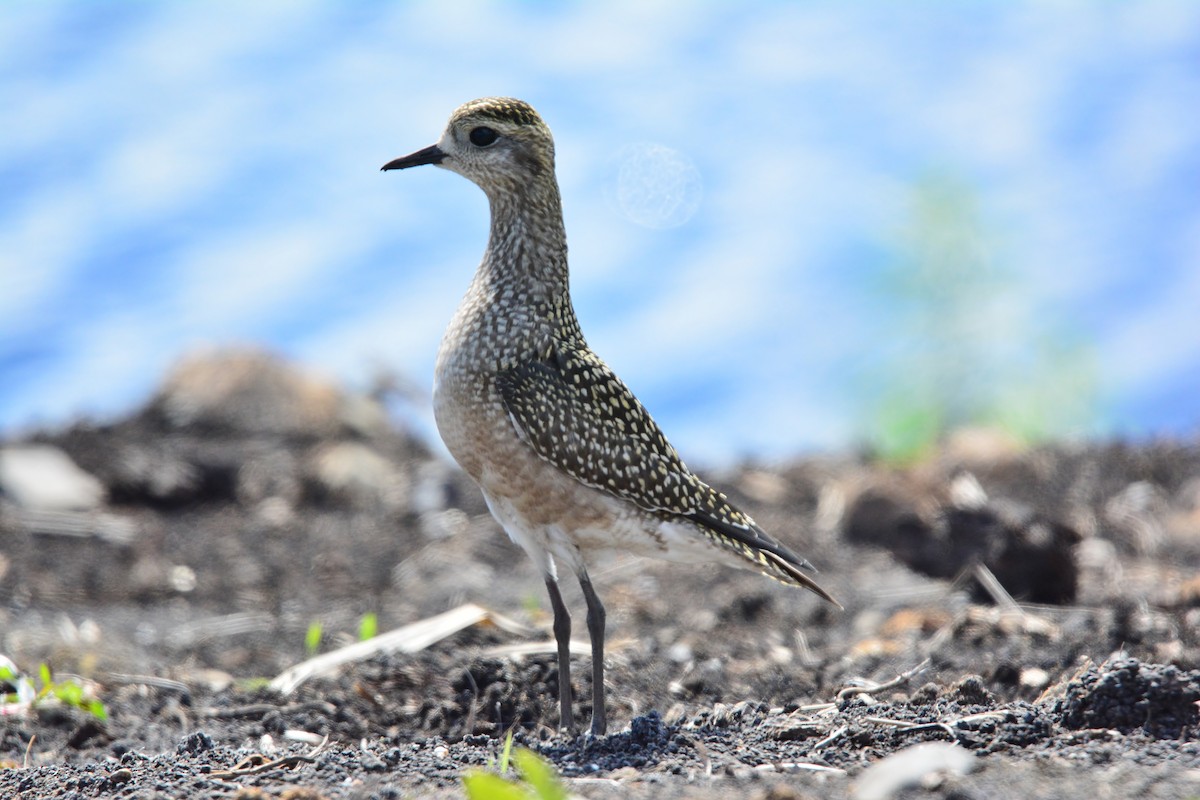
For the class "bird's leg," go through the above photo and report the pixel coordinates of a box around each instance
[577,570,607,736]
[543,577,575,733]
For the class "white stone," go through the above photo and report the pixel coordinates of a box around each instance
[0,445,105,510]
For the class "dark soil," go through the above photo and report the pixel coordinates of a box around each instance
[3,350,1200,799]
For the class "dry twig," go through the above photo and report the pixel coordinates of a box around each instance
[838,659,931,701]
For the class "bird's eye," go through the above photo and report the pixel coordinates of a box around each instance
[469,126,498,147]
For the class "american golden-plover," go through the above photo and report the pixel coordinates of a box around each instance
[383,97,838,736]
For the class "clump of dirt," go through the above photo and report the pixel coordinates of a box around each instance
[1058,657,1200,738]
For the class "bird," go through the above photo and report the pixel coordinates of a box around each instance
[382,97,838,737]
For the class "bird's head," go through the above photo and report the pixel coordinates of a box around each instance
[382,97,556,196]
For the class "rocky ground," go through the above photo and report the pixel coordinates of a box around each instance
[2,348,1200,799]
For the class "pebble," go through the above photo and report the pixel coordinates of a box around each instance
[0,445,105,510]
[853,742,977,800]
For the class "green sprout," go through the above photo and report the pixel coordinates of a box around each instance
[305,621,324,657]
[358,612,378,642]
[464,747,565,800]
[498,729,515,774]
[1,660,107,722]
[485,729,515,774]
[520,592,542,618]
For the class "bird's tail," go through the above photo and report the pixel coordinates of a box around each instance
[760,549,842,609]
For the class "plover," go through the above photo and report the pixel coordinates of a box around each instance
[383,97,838,736]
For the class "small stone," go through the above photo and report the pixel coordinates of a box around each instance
[949,675,994,706]
[360,751,387,771]
[1020,667,1050,691]
[764,713,826,741]
[177,731,214,754]
[0,445,105,510]
[667,642,693,663]
[854,742,977,800]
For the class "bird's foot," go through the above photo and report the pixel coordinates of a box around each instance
[587,714,607,738]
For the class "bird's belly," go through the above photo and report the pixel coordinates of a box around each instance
[432,356,726,574]
[433,368,535,481]
[483,481,690,575]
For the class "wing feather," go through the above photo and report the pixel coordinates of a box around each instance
[495,344,836,604]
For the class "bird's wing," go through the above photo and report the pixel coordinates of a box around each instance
[495,344,837,604]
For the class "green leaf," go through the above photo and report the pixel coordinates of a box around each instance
[462,770,533,800]
[55,682,84,705]
[38,664,52,688]
[305,622,323,656]
[513,749,565,800]
[87,699,109,721]
[498,729,514,774]
[358,612,378,641]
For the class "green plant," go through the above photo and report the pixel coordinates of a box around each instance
[1,660,107,721]
[485,729,515,774]
[358,612,378,641]
[463,747,565,800]
[861,172,1101,461]
[520,592,542,618]
[304,621,323,657]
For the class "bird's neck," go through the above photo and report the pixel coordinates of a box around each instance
[477,183,571,305]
